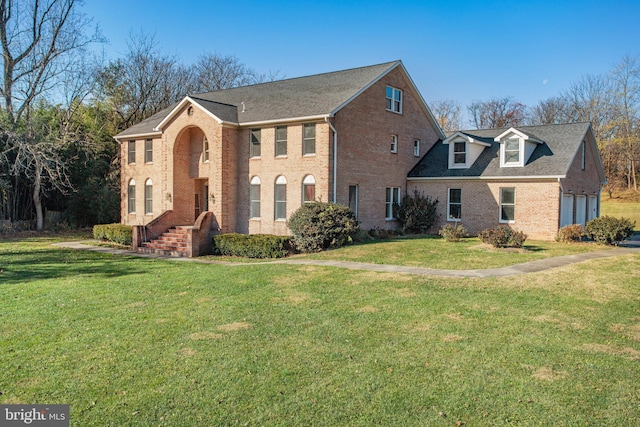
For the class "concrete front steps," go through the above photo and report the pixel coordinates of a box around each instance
[139,226,191,257]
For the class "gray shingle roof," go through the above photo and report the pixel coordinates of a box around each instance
[115,61,401,138]
[408,122,593,179]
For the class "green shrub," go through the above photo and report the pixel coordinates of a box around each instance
[212,233,291,258]
[93,223,133,245]
[287,202,359,253]
[439,222,468,242]
[584,216,635,245]
[368,227,399,240]
[478,226,527,248]
[556,224,584,243]
[395,189,439,234]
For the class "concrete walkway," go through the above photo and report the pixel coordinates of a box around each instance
[53,233,640,278]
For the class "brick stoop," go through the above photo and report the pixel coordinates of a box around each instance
[139,226,191,257]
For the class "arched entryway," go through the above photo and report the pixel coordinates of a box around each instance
[173,126,211,224]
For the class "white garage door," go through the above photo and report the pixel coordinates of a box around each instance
[576,195,587,226]
[560,194,574,227]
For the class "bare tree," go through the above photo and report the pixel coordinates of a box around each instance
[561,73,614,142]
[95,31,187,131]
[468,96,527,129]
[192,52,282,93]
[529,96,574,125]
[0,0,101,229]
[430,99,462,132]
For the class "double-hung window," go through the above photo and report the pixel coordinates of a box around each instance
[203,137,209,162]
[414,140,420,157]
[390,135,398,153]
[504,138,520,164]
[144,179,153,215]
[385,187,401,220]
[448,189,462,220]
[386,86,402,113]
[500,187,516,223]
[453,141,466,164]
[127,179,136,214]
[274,176,287,220]
[250,128,261,158]
[250,176,261,218]
[303,123,316,155]
[302,175,315,204]
[275,126,287,157]
[128,141,136,164]
[145,139,153,163]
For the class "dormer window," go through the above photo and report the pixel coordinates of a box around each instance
[443,132,490,169]
[495,128,544,168]
[504,138,520,164]
[453,141,466,164]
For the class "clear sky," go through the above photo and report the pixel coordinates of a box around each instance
[81,0,639,121]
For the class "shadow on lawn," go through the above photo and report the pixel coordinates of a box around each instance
[0,248,148,285]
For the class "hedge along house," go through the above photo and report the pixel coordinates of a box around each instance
[114,61,445,256]
[407,122,607,240]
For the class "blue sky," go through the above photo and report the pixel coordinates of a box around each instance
[82,0,639,119]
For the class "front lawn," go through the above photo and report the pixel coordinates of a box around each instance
[301,236,608,270]
[601,191,640,230]
[1,235,639,425]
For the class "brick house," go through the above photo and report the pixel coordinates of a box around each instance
[114,61,445,255]
[115,61,606,255]
[407,123,607,240]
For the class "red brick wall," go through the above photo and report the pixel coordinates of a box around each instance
[333,66,441,231]
[408,179,562,240]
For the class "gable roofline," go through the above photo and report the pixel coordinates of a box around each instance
[154,96,236,130]
[443,131,492,147]
[494,127,544,144]
[563,123,607,184]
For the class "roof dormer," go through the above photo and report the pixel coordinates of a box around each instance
[443,132,491,169]
[494,128,544,168]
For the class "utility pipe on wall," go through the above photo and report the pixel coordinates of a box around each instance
[325,117,337,203]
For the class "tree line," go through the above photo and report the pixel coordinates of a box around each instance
[0,0,637,231]
[430,55,640,193]
[0,0,280,230]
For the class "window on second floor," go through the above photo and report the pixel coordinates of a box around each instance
[127,141,136,164]
[275,126,287,157]
[504,138,520,164]
[414,140,420,157]
[390,135,398,153]
[453,141,466,164]
[386,86,402,113]
[145,139,153,163]
[303,123,316,155]
[250,128,261,158]
[203,137,209,162]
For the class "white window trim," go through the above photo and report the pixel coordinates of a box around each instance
[250,128,261,158]
[203,136,210,163]
[413,140,420,157]
[127,140,136,164]
[274,176,287,221]
[127,179,136,214]
[390,134,398,153]
[249,176,261,219]
[302,123,316,156]
[386,86,402,114]
[499,187,516,223]
[275,126,287,158]
[302,175,316,204]
[144,179,153,215]
[447,188,462,222]
[500,137,523,167]
[581,141,586,170]
[385,187,401,220]
[144,139,153,164]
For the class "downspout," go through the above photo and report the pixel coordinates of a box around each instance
[325,116,337,203]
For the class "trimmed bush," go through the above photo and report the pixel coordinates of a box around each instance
[584,216,635,245]
[478,226,527,248]
[93,223,132,245]
[287,202,359,253]
[556,224,584,243]
[212,233,291,258]
[439,223,468,242]
[395,189,439,234]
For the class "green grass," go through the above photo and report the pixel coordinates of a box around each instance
[300,236,608,270]
[1,234,639,425]
[601,191,640,230]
